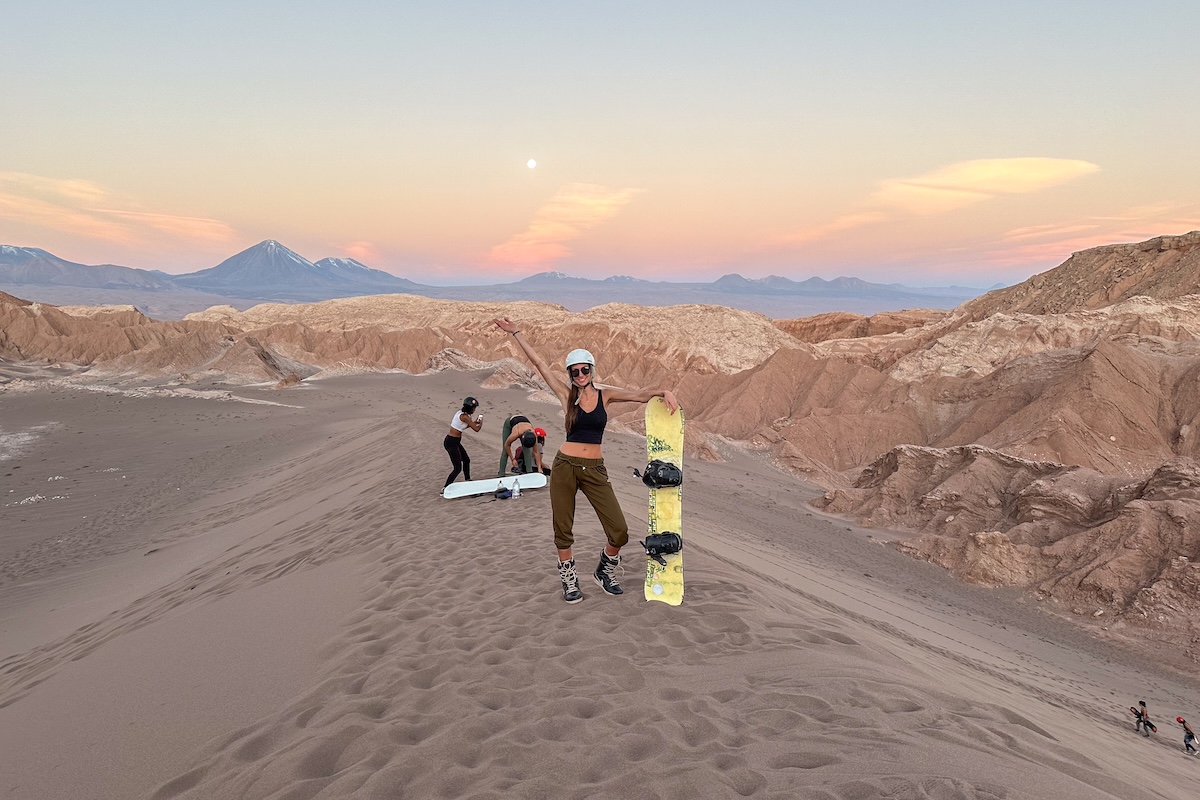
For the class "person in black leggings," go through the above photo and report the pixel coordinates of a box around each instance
[444,396,483,487]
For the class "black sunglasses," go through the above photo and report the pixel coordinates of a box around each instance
[569,365,592,378]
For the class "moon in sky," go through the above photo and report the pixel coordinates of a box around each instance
[527,159,537,169]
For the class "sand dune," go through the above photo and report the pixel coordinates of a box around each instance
[1,373,1197,799]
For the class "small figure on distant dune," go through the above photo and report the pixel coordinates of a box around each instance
[497,414,550,477]
[1177,716,1197,754]
[494,316,678,604]
[1133,700,1155,737]
[444,396,482,488]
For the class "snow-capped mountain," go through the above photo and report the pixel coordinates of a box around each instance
[172,241,418,298]
[175,240,336,293]
[315,256,373,275]
[313,257,419,289]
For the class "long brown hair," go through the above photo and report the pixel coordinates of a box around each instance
[564,382,581,435]
[563,372,598,434]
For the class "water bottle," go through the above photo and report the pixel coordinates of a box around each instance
[512,480,521,499]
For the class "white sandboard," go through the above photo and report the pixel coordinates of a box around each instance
[443,472,548,499]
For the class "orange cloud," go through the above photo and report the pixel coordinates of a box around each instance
[0,171,236,247]
[95,209,236,243]
[783,158,1100,244]
[783,212,889,246]
[490,183,643,265]
[0,191,135,242]
[340,241,380,263]
[1000,222,1101,242]
[874,158,1100,214]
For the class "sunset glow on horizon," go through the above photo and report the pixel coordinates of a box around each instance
[4,2,1199,287]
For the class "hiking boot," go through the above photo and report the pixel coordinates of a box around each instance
[558,559,583,604]
[593,551,623,596]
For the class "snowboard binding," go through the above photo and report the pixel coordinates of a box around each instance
[641,532,683,566]
[634,459,683,488]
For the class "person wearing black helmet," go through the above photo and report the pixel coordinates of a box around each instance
[522,427,550,475]
[494,317,678,604]
[444,396,483,488]
[497,413,549,476]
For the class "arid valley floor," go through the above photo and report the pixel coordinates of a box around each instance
[1,369,1198,799]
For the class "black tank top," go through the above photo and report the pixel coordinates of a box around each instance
[565,390,606,444]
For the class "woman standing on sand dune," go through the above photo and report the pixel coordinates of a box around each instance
[493,317,678,604]
[444,396,483,488]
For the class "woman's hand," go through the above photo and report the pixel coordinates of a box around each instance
[494,317,519,334]
[663,390,679,414]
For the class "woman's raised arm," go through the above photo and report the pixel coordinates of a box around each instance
[604,387,679,414]
[493,317,569,409]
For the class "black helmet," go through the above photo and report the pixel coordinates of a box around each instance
[462,396,479,412]
[520,430,537,448]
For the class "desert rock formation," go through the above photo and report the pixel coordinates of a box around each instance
[773,308,946,343]
[961,230,1200,317]
[882,295,1200,381]
[186,296,806,376]
[815,447,1200,660]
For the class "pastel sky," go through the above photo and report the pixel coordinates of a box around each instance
[4,1,1199,286]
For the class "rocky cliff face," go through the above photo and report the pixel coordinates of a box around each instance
[961,231,1200,317]
[186,297,806,376]
[815,448,1200,660]
[773,309,945,343]
[880,295,1200,381]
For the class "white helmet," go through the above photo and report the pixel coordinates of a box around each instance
[564,348,595,369]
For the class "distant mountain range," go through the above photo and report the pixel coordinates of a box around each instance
[478,268,989,315]
[173,240,420,297]
[0,245,178,290]
[517,269,987,301]
[0,240,990,318]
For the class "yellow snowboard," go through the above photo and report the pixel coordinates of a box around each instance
[643,397,684,605]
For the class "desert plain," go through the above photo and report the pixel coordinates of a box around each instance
[3,232,1200,799]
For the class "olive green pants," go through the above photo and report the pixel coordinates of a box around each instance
[550,452,629,551]
[498,415,535,477]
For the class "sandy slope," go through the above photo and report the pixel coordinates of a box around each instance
[1,373,1197,799]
